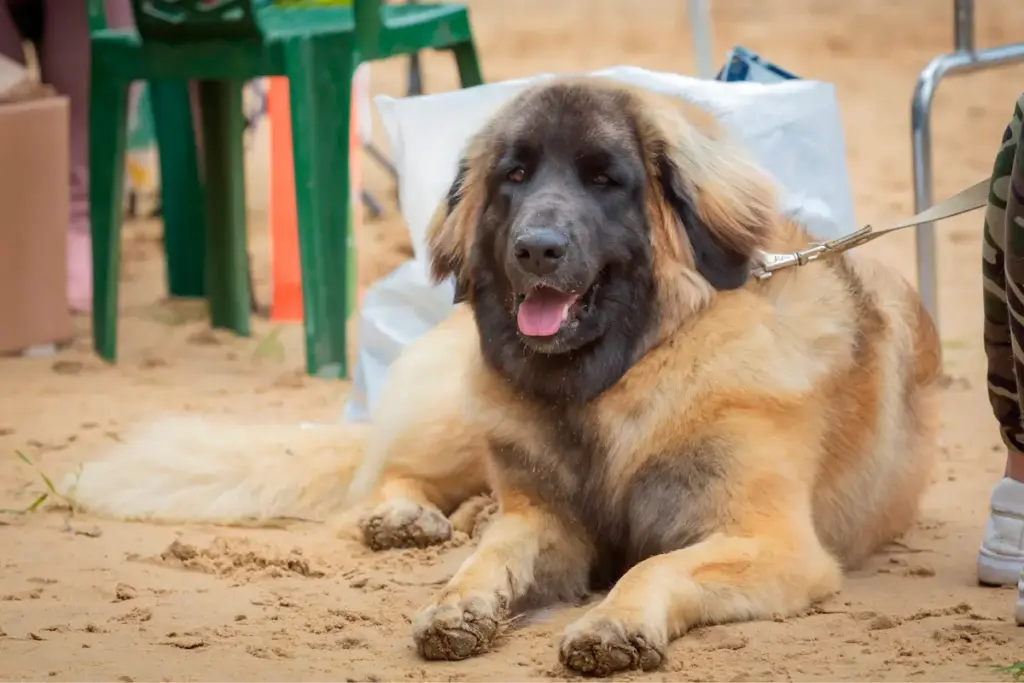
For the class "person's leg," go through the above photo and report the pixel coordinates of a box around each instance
[999,99,1024,626]
[0,1,27,65]
[37,0,133,313]
[1007,449,1024,480]
[979,93,1024,592]
[1004,151,1024,479]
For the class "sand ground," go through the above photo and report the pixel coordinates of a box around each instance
[4,1,1024,680]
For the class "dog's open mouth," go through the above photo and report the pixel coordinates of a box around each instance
[515,278,601,338]
[516,287,578,337]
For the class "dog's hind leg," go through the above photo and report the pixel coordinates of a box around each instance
[328,415,491,550]
[338,477,457,551]
[328,306,493,550]
[356,445,490,550]
[348,390,491,551]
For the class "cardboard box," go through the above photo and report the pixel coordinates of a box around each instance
[0,69,71,354]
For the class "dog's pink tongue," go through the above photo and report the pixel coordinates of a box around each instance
[517,288,576,337]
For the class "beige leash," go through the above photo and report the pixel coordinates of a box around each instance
[750,178,992,280]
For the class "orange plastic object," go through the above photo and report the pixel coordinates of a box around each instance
[269,73,364,322]
[268,76,299,320]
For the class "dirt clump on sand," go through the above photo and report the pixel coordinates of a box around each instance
[145,537,331,581]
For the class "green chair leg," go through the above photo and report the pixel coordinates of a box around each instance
[196,79,251,336]
[452,39,483,88]
[90,71,131,362]
[284,36,355,379]
[150,79,207,299]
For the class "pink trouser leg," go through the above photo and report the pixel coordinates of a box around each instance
[40,0,134,313]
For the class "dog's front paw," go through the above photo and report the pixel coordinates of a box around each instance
[559,609,666,676]
[412,589,510,661]
[359,497,452,551]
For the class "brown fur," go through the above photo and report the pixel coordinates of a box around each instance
[65,77,940,676]
[337,78,943,675]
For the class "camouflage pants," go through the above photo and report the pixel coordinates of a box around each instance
[983,94,1024,452]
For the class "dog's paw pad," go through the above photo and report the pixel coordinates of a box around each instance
[359,498,452,551]
[413,590,508,661]
[559,614,665,676]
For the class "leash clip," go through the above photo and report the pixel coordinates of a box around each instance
[750,244,826,280]
[750,226,874,280]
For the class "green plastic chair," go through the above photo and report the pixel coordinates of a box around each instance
[86,0,483,379]
[148,80,208,300]
[129,79,259,301]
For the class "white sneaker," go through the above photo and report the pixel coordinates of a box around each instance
[977,477,1024,586]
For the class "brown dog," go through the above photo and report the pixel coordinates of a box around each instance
[63,77,940,675]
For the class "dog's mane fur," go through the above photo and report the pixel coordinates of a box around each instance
[425,77,784,402]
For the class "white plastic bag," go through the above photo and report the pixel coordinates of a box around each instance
[342,259,454,421]
[342,65,855,422]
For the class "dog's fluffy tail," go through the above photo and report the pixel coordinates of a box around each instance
[59,414,372,524]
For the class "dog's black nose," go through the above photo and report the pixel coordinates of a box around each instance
[514,229,568,276]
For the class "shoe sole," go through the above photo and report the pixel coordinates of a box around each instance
[977,544,1024,586]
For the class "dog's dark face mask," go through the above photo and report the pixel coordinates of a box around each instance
[433,82,761,403]
[481,106,652,357]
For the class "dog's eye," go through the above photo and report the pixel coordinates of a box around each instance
[507,166,527,184]
[591,173,612,186]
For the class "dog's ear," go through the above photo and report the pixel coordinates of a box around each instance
[426,159,478,303]
[653,127,777,291]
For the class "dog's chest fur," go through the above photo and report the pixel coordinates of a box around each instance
[488,401,729,589]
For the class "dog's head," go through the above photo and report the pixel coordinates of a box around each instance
[426,78,779,402]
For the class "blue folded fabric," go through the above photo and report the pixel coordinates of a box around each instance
[717,46,799,83]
